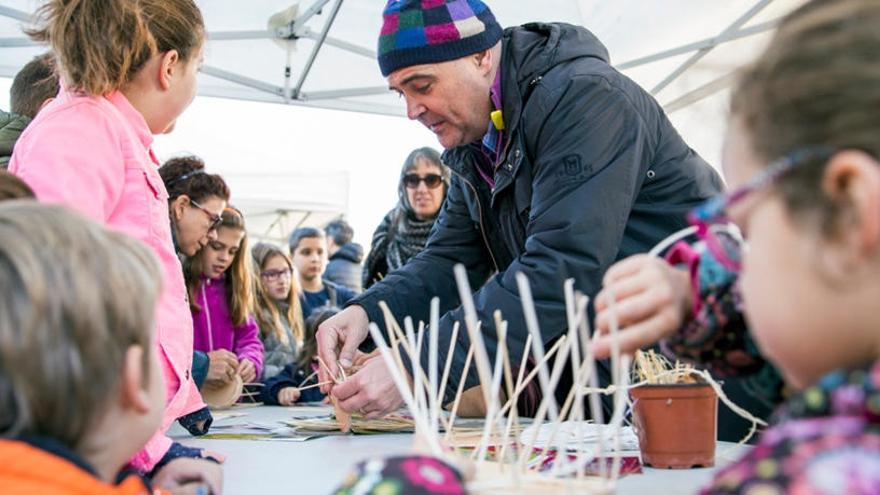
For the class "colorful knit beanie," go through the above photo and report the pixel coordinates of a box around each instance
[378,0,503,77]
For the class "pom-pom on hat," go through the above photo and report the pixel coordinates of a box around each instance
[378,0,503,77]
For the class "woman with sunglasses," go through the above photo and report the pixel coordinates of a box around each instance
[362,147,450,290]
[159,155,229,257]
[594,1,880,492]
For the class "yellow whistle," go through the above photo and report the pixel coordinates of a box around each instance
[490,109,505,131]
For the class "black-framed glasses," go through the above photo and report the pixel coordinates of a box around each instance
[190,199,223,231]
[688,147,834,271]
[403,173,443,189]
[261,268,292,281]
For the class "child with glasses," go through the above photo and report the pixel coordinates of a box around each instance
[187,207,264,388]
[262,309,339,406]
[252,242,306,381]
[594,1,880,492]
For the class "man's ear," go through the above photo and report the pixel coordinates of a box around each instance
[472,48,494,76]
[157,50,181,91]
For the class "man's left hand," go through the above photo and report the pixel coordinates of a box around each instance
[332,355,405,419]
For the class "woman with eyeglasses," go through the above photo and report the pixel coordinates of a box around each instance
[252,242,306,381]
[362,147,451,290]
[159,155,229,257]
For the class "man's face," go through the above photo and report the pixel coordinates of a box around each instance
[388,53,494,149]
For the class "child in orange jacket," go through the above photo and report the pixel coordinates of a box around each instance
[0,202,221,494]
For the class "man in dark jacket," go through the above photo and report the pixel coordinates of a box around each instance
[324,219,365,293]
[318,0,723,417]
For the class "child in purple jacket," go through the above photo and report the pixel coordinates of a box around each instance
[188,207,264,384]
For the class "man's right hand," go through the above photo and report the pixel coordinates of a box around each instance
[204,349,238,388]
[316,305,370,393]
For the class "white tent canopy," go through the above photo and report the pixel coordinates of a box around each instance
[0,0,806,243]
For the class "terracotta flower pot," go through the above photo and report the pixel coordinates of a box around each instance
[629,383,717,469]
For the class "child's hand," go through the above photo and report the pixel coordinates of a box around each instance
[205,350,238,388]
[152,457,223,495]
[278,387,301,406]
[237,358,256,384]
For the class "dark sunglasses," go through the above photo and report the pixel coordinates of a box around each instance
[403,173,443,189]
[190,199,223,231]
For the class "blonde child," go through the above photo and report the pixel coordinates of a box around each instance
[8,0,214,473]
[252,242,306,381]
[594,0,880,492]
[0,202,221,494]
[187,207,264,385]
[262,309,338,406]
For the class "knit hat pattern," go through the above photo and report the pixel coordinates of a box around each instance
[378,0,503,76]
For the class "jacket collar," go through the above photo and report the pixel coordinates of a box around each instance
[105,91,154,151]
[777,359,880,424]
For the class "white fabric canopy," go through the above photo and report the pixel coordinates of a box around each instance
[0,0,806,243]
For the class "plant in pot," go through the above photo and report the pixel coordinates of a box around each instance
[629,350,718,469]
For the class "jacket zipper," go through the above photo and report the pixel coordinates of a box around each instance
[456,172,500,273]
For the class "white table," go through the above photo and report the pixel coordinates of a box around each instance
[169,406,746,495]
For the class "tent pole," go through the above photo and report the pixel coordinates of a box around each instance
[291,0,344,100]
[650,0,774,96]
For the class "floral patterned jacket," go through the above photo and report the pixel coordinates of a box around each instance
[667,242,880,494]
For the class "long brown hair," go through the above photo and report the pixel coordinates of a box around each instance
[186,207,255,326]
[251,242,305,345]
[28,0,204,96]
[730,0,880,233]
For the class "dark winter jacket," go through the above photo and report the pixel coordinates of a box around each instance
[351,22,724,405]
[261,361,325,405]
[0,110,30,169]
[325,242,364,293]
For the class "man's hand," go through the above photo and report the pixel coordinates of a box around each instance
[204,350,238,388]
[592,254,694,358]
[152,457,223,495]
[316,305,370,393]
[331,356,405,419]
[278,387,302,406]
[237,358,256,384]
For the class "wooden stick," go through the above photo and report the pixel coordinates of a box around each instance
[494,313,517,470]
[444,345,475,443]
[515,272,560,421]
[437,321,460,407]
[297,369,319,388]
[405,317,429,434]
[316,356,341,384]
[499,332,532,474]
[368,322,443,456]
[475,336,506,463]
[453,264,494,408]
[495,334,567,419]
[428,298,440,434]
[517,330,575,469]
[296,381,333,392]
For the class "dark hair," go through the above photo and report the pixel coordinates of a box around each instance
[27,0,204,96]
[288,226,325,253]
[186,207,253,325]
[10,53,59,119]
[297,307,340,367]
[398,147,450,218]
[0,202,160,450]
[730,0,880,233]
[159,155,230,204]
[325,219,354,247]
[0,171,35,201]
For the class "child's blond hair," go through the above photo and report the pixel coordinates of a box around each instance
[0,202,162,449]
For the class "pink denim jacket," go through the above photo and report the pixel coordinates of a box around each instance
[9,89,205,471]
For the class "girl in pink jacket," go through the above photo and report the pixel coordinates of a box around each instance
[8,0,221,478]
[187,207,264,385]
